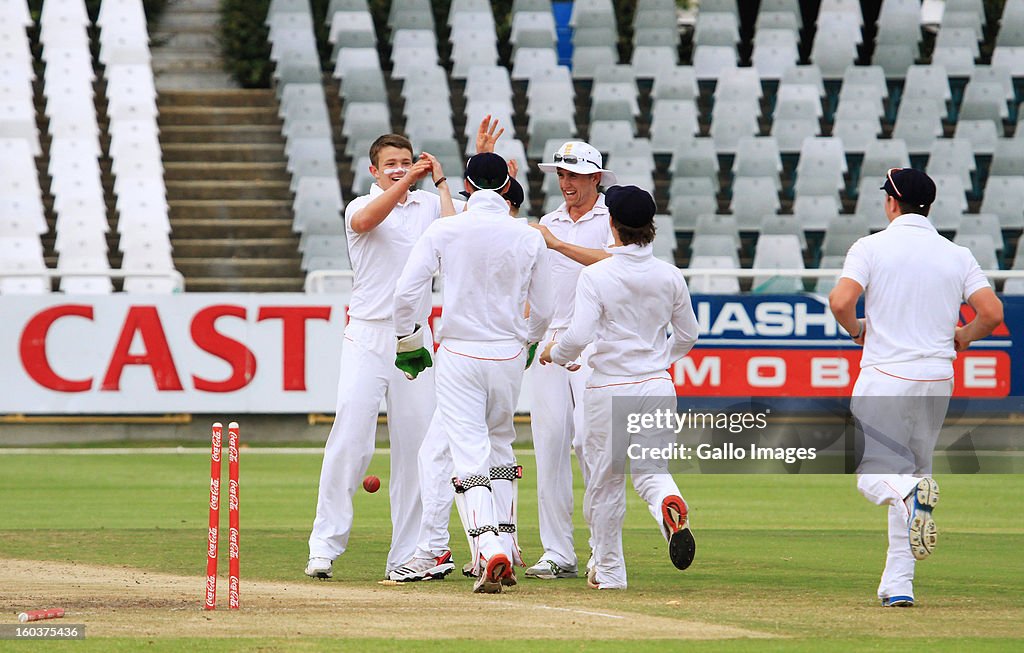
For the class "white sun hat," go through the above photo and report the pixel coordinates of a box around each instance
[537,141,617,185]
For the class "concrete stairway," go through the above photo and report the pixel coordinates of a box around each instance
[159,90,303,292]
[150,0,237,90]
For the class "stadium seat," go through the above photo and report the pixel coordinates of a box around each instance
[693,45,738,81]
[691,234,740,266]
[954,234,999,269]
[572,46,618,80]
[687,255,741,293]
[511,48,560,81]
[652,66,699,101]
[872,43,919,80]
[980,177,1024,228]
[733,137,783,187]
[670,138,720,190]
[926,138,976,190]
[793,194,842,230]
[752,234,805,292]
[761,214,808,249]
[695,214,741,248]
[957,213,1003,251]
[731,177,781,230]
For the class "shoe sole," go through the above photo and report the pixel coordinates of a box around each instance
[305,570,332,580]
[669,526,696,570]
[662,496,695,570]
[882,596,915,607]
[474,555,512,594]
[909,479,939,561]
[523,570,578,579]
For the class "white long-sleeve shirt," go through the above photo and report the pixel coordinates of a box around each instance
[550,243,699,377]
[393,190,553,344]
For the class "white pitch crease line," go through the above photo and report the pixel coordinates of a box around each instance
[535,605,625,620]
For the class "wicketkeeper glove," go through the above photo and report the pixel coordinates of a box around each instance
[525,342,539,369]
[396,324,433,380]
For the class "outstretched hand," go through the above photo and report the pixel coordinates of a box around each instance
[475,114,505,154]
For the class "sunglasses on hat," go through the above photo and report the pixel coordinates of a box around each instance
[553,153,601,168]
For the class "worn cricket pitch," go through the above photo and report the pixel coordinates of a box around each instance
[0,558,765,641]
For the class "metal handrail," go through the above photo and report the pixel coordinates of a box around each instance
[303,268,1024,294]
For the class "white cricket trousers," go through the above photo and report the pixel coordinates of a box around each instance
[852,361,953,600]
[308,319,435,573]
[529,330,593,568]
[414,413,454,558]
[584,371,684,590]
[434,339,525,563]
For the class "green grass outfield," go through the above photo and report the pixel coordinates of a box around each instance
[0,449,1021,651]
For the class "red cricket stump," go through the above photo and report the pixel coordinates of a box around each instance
[205,423,222,610]
[18,608,65,623]
[228,421,241,610]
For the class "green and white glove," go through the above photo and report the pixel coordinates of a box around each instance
[525,342,539,369]
[396,324,433,380]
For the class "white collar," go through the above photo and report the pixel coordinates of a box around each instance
[887,213,936,232]
[550,194,609,223]
[604,243,653,258]
[369,183,424,206]
[466,189,512,213]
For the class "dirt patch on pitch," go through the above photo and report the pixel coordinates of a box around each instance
[0,558,767,641]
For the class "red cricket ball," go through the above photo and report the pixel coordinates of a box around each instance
[362,475,381,493]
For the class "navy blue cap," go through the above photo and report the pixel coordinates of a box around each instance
[605,185,656,228]
[880,168,936,208]
[465,152,510,193]
[502,178,524,208]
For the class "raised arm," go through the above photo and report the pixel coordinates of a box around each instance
[350,156,433,234]
[422,152,456,218]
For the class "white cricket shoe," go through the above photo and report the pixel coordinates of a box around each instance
[473,553,512,594]
[304,557,333,579]
[387,551,455,582]
[524,558,578,579]
[907,478,939,560]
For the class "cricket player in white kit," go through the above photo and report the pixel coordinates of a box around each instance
[389,176,533,583]
[541,185,700,590]
[305,134,455,580]
[829,168,1003,607]
[393,152,554,593]
[526,141,617,580]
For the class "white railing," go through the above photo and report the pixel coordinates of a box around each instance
[304,268,1024,294]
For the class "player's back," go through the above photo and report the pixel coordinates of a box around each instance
[582,246,692,376]
[432,191,547,343]
[846,214,986,365]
